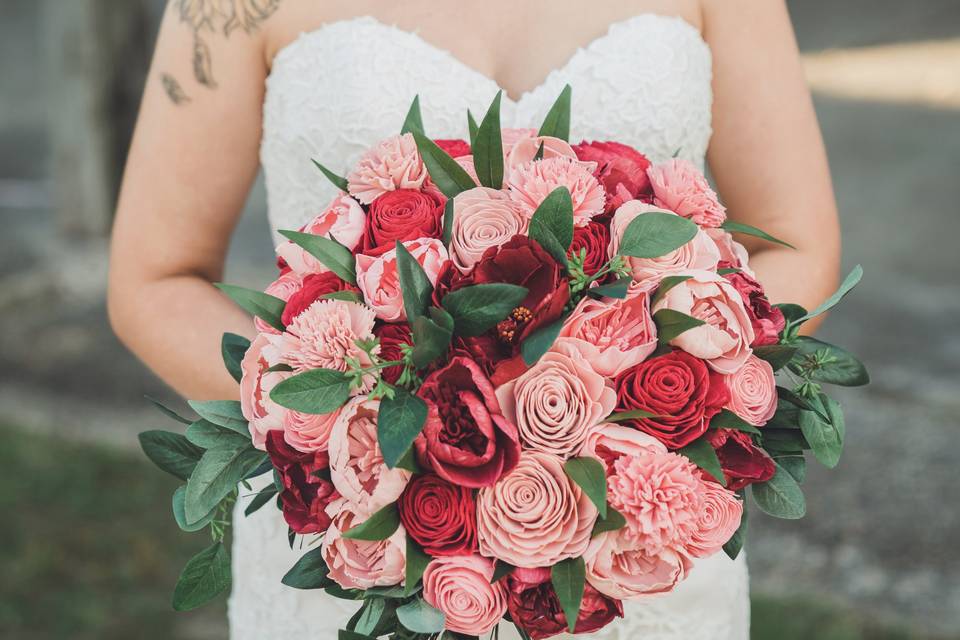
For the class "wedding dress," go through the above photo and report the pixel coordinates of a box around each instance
[230,14,749,639]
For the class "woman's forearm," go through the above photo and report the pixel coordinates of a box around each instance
[745,246,839,335]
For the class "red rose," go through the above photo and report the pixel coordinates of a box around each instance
[507,567,623,639]
[572,141,652,215]
[707,429,776,490]
[373,322,413,384]
[722,270,786,346]
[281,272,360,326]
[397,474,478,556]
[362,188,445,251]
[434,138,472,158]
[265,431,339,534]
[614,350,729,449]
[569,221,611,277]
[415,357,521,488]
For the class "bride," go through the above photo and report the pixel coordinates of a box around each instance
[108,1,840,638]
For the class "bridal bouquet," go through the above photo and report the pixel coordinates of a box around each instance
[140,88,868,638]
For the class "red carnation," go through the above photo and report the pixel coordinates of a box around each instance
[397,474,478,556]
[281,272,360,326]
[707,429,776,490]
[265,431,339,534]
[434,138,472,158]
[722,270,786,346]
[569,221,611,277]
[572,140,652,215]
[507,567,623,639]
[362,188,445,251]
[374,322,412,384]
[614,350,729,449]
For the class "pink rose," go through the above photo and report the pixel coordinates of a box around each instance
[651,270,755,374]
[608,202,720,283]
[505,135,580,170]
[647,159,727,228]
[321,498,406,590]
[476,450,597,567]
[275,193,366,273]
[723,355,777,426]
[555,284,658,378]
[496,343,617,459]
[355,238,449,322]
[685,479,743,558]
[282,408,340,453]
[584,533,692,599]
[255,270,303,334]
[507,156,605,227]
[328,397,411,515]
[239,334,288,450]
[450,187,527,271]
[346,133,428,204]
[422,555,508,636]
[705,228,755,277]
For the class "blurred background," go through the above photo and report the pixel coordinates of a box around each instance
[1,1,958,639]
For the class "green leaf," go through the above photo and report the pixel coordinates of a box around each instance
[467,110,479,146]
[590,505,627,538]
[618,212,698,259]
[319,290,362,303]
[723,493,748,560]
[534,140,545,160]
[441,283,529,337]
[721,220,796,249]
[491,561,515,583]
[172,542,231,611]
[214,283,285,332]
[799,397,844,468]
[551,556,586,633]
[396,241,434,323]
[538,84,572,141]
[753,344,799,371]
[521,316,565,366]
[187,400,248,434]
[411,130,476,197]
[343,504,401,541]
[311,159,350,192]
[775,455,807,484]
[751,461,806,519]
[678,438,726,485]
[339,631,376,640]
[563,457,608,518]
[528,187,574,268]
[243,484,278,517]
[278,230,357,285]
[351,598,387,636]
[270,368,352,414]
[172,485,216,532]
[145,395,193,425]
[139,430,203,480]
[650,275,693,307]
[791,337,870,387]
[185,419,250,449]
[282,547,333,589]
[378,389,428,469]
[411,314,452,369]
[777,303,808,325]
[605,409,659,423]
[401,94,424,134]
[184,445,264,523]
[760,428,810,454]
[221,333,250,383]
[405,538,432,596]
[473,91,504,189]
[797,265,863,324]
[709,409,762,435]
[395,447,423,474]
[442,198,455,247]
[653,308,705,344]
[586,277,630,300]
[397,597,446,634]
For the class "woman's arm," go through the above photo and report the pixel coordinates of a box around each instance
[702,0,840,332]
[108,3,275,399]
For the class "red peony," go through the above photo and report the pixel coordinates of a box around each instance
[397,473,478,556]
[614,350,729,449]
[507,567,623,639]
[722,269,785,347]
[707,429,776,490]
[281,272,360,326]
[264,430,339,534]
[373,322,412,384]
[569,220,611,277]
[572,140,652,215]
[415,357,521,488]
[362,188,445,251]
[434,138,472,158]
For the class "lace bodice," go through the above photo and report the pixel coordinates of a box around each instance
[232,13,748,640]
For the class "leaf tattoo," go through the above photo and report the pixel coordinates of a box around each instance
[161,73,192,105]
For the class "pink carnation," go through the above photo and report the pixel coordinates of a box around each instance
[685,479,743,558]
[507,156,605,227]
[321,498,406,590]
[355,238,449,322]
[422,555,508,636]
[724,355,777,426]
[276,193,366,273]
[347,133,428,204]
[584,533,692,600]
[239,334,288,450]
[647,159,727,228]
[450,187,527,271]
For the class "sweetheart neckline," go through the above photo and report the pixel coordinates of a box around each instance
[268,13,710,104]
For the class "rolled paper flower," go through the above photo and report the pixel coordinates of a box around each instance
[275,193,366,272]
[355,237,449,322]
[476,450,597,567]
[584,531,693,600]
[372,322,412,385]
[685,478,744,558]
[321,498,406,590]
[647,158,727,228]
[434,138,471,158]
[422,554,508,636]
[398,473,478,556]
[569,220,610,276]
[450,187,528,272]
[347,133,428,204]
[723,355,777,426]
[265,431,338,535]
[362,188,445,252]
[240,333,289,450]
[507,156,605,227]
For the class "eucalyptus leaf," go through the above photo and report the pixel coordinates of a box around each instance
[145,395,193,425]
[270,368,352,414]
[721,220,796,249]
[282,546,333,590]
[378,389,428,469]
[311,159,349,192]
[618,212,698,259]
[139,430,203,480]
[551,556,586,633]
[214,283,285,332]
[751,461,806,519]
[563,457,608,518]
[278,230,357,284]
[441,283,528,337]
[678,438,726,485]
[800,395,845,468]
[396,598,446,634]
[797,265,863,324]
[243,483,278,517]
[538,84,572,141]
[343,504,401,541]
[653,309,705,344]
[775,455,807,484]
[172,485,216,532]
[221,333,250,383]
[172,542,231,611]
[401,94,424,134]
[185,419,250,450]
[473,91,504,189]
[411,130,476,197]
[184,445,264,523]
[352,598,387,636]
[790,336,870,387]
[521,317,565,366]
[187,400,248,434]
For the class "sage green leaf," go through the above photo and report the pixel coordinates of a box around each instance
[775,455,807,484]
[282,546,332,590]
[751,461,806,519]
[586,277,630,300]
[709,409,762,435]
[797,265,863,324]
[776,303,808,325]
[551,556,586,633]
[753,344,799,371]
[214,283,285,332]
[650,275,693,306]
[521,316,565,366]
[491,561,515,583]
[319,290,362,303]
[278,230,357,284]
[411,314,452,369]
[311,159,349,192]
[528,187,574,268]
[473,91,504,189]
[343,503,401,541]
[605,409,659,423]
[721,220,796,249]
[270,368,352,414]
[405,538,432,596]
[352,598,387,636]
[653,308,705,344]
[723,493,748,560]
[221,333,250,383]
[791,336,870,387]
[442,198,455,247]
[618,212,698,259]
[139,430,203,480]
[396,241,433,323]
[760,427,810,454]
[187,400,248,434]
[563,457,608,518]
[185,419,250,449]
[401,94,424,134]
[243,484,278,517]
[184,445,264,523]
[397,597,446,634]
[678,438,726,485]
[411,130,476,197]
[172,485,216,532]
[172,542,231,611]
[591,506,627,538]
[441,283,529,336]
[467,109,479,146]
[145,395,192,424]
[378,389,428,469]
[538,84,572,141]
[800,399,844,468]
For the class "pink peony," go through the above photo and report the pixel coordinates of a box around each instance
[321,498,406,590]
[476,450,597,567]
[282,408,340,453]
[579,422,667,468]
[275,193,366,273]
[505,135,581,170]
[450,187,527,271]
[328,397,411,515]
[723,355,777,426]
[495,342,617,459]
[507,156,605,227]
[685,479,743,558]
[422,555,508,636]
[500,128,538,154]
[584,532,692,599]
[651,270,755,374]
[255,270,303,334]
[346,133,428,204]
[705,228,755,278]
[355,238,449,322]
[647,159,727,228]
[239,334,288,450]
[608,202,720,284]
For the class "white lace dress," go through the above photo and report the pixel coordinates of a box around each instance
[230,14,749,639]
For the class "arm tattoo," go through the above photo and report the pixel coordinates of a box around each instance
[161,73,192,105]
